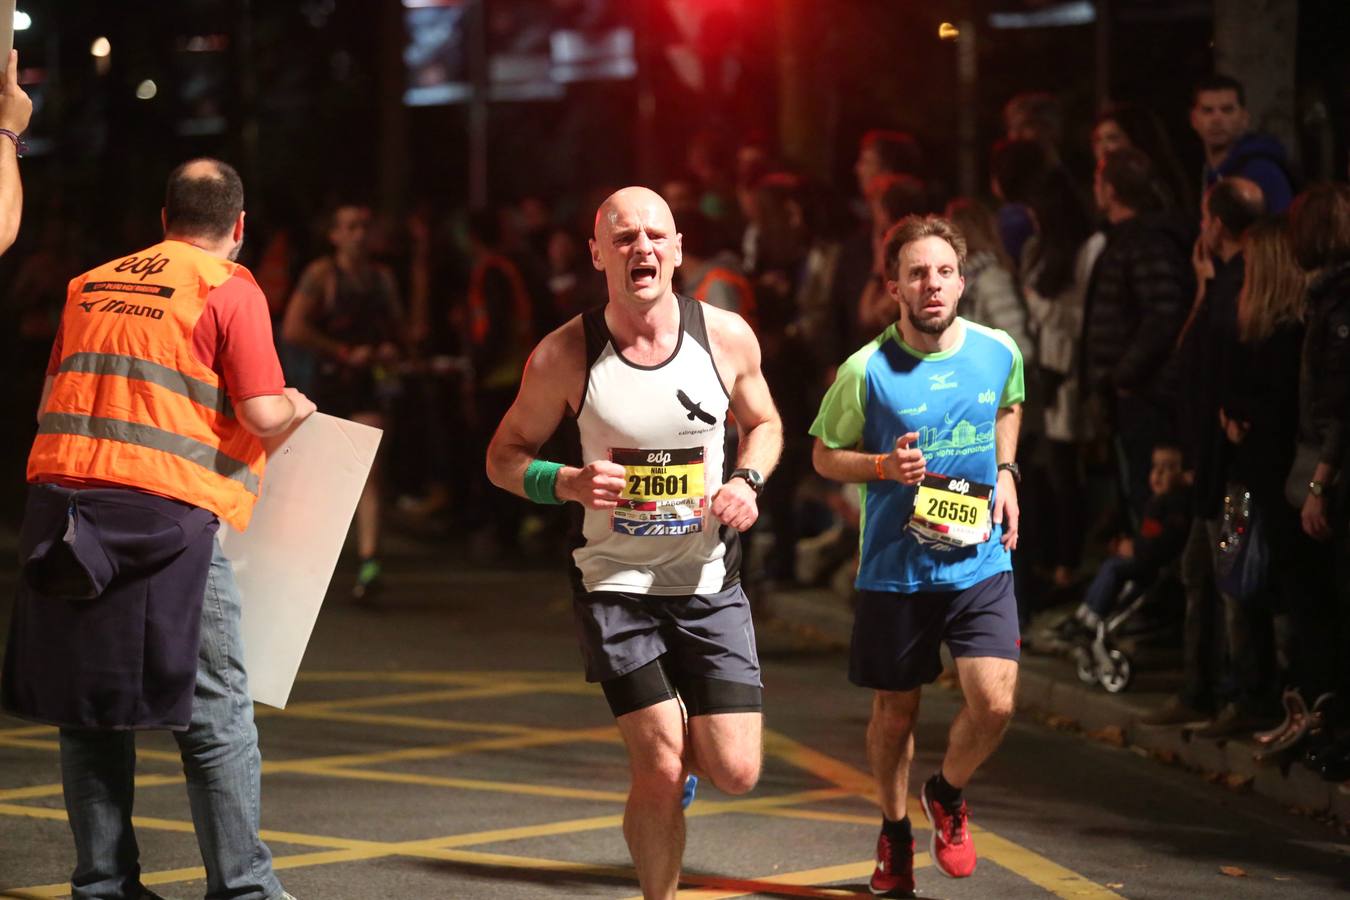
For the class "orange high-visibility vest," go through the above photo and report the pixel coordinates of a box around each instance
[693,266,757,331]
[28,240,268,531]
[467,252,534,389]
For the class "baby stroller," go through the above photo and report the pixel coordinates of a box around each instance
[1071,565,1184,693]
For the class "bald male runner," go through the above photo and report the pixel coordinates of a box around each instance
[487,187,783,899]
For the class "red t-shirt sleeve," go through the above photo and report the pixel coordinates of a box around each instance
[193,271,286,402]
[45,275,83,376]
[46,319,64,376]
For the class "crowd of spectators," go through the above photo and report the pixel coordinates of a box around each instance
[3,67,1347,779]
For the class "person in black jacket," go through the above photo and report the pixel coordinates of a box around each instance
[1289,185,1350,542]
[1193,216,1305,739]
[1083,148,1193,523]
[1140,178,1265,728]
[1276,184,1350,763]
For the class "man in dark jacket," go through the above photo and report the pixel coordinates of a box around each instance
[1083,148,1193,522]
[1191,74,1294,215]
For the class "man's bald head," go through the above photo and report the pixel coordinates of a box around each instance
[589,186,683,305]
[164,158,244,241]
[1205,176,1265,240]
[594,186,676,240]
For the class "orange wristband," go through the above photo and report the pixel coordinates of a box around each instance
[874,454,887,481]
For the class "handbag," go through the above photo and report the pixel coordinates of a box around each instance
[1216,484,1269,601]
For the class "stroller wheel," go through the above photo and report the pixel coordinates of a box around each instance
[1099,649,1132,693]
[1073,647,1097,685]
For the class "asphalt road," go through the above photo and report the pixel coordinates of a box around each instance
[2,549,1348,899]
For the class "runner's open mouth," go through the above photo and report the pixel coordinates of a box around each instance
[630,265,657,285]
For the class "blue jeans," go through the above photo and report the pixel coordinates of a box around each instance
[59,540,285,900]
[1083,555,1148,619]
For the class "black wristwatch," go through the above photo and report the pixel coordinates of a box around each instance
[730,468,765,495]
[997,462,1021,484]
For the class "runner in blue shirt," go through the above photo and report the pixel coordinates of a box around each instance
[811,214,1024,897]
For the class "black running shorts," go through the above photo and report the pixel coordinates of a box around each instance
[849,571,1020,692]
[572,583,762,717]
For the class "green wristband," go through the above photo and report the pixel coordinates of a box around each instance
[523,459,565,505]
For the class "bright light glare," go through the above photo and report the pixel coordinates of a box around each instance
[135,79,157,100]
[14,10,31,30]
[938,22,960,40]
[90,37,111,58]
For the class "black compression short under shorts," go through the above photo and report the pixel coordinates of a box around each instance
[600,655,763,718]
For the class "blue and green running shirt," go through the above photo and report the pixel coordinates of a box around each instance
[809,318,1025,593]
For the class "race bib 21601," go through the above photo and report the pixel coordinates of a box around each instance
[610,447,706,537]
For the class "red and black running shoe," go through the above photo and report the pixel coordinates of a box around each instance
[921,779,977,878]
[868,832,915,897]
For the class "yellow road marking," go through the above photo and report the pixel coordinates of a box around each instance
[2,674,1124,900]
[261,683,582,716]
[0,735,182,764]
[270,706,619,740]
[411,788,851,851]
[0,788,851,882]
[412,846,632,878]
[263,724,619,772]
[0,722,623,805]
[975,829,1125,900]
[763,731,876,798]
[0,884,63,898]
[0,725,55,738]
[293,764,631,803]
[0,812,869,898]
[744,806,878,827]
[0,803,195,835]
[657,857,927,899]
[296,669,586,686]
[0,774,182,803]
[0,788,851,896]
[0,802,70,824]
[683,789,852,819]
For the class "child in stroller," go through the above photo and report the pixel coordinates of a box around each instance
[1063,444,1191,690]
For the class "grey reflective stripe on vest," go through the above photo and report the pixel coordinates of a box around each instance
[58,352,233,416]
[38,412,260,495]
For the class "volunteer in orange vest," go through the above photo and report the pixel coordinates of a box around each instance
[678,209,757,328]
[2,158,312,900]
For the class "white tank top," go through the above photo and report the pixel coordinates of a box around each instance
[572,295,740,595]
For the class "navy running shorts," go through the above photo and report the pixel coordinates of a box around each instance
[849,571,1020,692]
[571,583,762,691]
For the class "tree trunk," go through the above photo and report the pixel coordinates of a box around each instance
[776,0,826,179]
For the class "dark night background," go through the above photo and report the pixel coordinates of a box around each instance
[0,0,1346,518]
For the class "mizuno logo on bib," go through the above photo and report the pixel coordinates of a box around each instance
[610,447,706,537]
[907,471,992,548]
